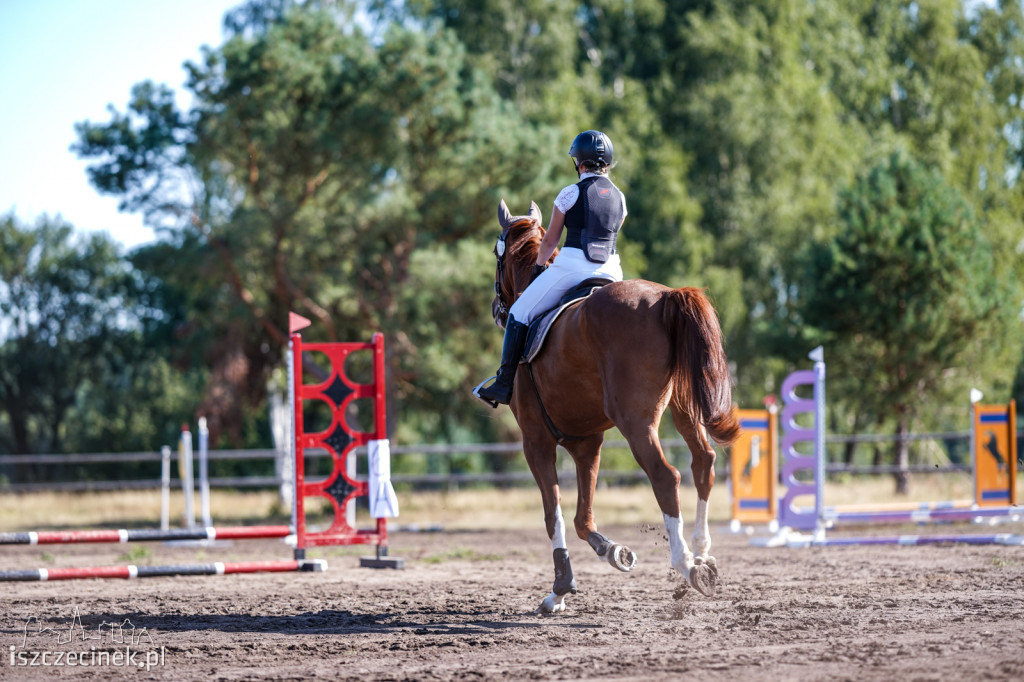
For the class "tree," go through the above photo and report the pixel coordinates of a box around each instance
[0,214,153,457]
[383,1,708,281]
[74,1,559,445]
[67,0,1024,453]
[547,0,1024,412]
[798,151,1015,493]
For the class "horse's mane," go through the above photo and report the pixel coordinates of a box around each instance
[505,219,546,278]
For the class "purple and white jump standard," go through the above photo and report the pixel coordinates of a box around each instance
[753,347,1024,548]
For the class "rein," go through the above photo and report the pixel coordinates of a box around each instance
[525,363,585,444]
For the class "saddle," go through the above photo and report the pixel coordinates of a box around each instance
[522,278,614,363]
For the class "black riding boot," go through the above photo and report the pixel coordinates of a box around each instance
[474,316,529,407]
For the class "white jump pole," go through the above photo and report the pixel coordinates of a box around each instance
[198,418,212,529]
[179,425,196,530]
[287,338,298,537]
[347,445,357,530]
[160,445,171,531]
[269,383,292,512]
[811,346,827,542]
[970,388,983,504]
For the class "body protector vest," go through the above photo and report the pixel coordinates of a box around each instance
[563,176,625,263]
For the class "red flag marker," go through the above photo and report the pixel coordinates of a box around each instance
[289,312,312,333]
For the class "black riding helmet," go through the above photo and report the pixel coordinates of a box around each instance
[569,130,614,170]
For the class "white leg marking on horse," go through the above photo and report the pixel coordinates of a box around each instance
[664,513,694,574]
[692,499,711,559]
[551,506,567,551]
[539,591,567,614]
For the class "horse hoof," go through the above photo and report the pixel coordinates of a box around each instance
[537,594,567,614]
[694,555,718,577]
[689,563,718,597]
[607,544,637,572]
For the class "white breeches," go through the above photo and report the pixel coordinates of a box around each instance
[509,247,622,324]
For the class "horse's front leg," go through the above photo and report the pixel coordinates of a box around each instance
[522,432,576,614]
[540,505,577,614]
[567,434,637,572]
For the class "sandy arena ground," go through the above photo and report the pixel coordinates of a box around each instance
[1,521,1023,681]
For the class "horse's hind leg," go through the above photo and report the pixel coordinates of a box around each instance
[523,434,577,614]
[671,406,719,592]
[564,435,637,572]
[617,418,707,589]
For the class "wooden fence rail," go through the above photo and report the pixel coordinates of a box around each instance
[0,429,997,494]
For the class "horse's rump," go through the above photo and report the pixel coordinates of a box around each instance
[527,280,738,445]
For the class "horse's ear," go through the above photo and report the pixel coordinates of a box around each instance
[529,201,542,225]
[498,199,514,230]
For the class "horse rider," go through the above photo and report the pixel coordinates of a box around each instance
[475,130,628,407]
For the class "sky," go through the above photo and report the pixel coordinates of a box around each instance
[0,0,244,250]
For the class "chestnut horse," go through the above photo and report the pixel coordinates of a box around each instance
[488,200,740,613]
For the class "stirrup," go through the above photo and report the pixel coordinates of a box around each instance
[472,376,500,408]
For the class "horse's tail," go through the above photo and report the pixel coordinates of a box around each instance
[663,287,740,446]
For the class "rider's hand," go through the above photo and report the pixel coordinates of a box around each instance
[531,264,547,282]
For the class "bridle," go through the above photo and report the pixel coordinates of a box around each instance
[491,229,511,328]
[491,199,542,329]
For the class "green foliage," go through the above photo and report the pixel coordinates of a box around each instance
[0,213,131,454]
[798,151,1018,435]
[393,0,707,282]
[31,0,1022,468]
[0,213,207,463]
[75,2,560,445]
[656,0,866,405]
